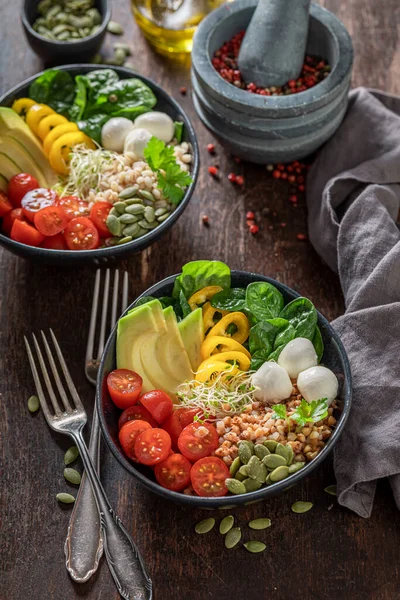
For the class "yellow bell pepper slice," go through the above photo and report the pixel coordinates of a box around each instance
[43,122,79,155]
[195,361,239,384]
[198,351,250,371]
[201,335,251,360]
[206,312,250,345]
[11,98,37,118]
[26,104,56,136]
[37,114,69,141]
[202,302,229,334]
[49,132,96,175]
[188,286,223,311]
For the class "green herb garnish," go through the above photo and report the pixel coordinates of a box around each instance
[144,136,192,204]
[271,404,287,420]
[291,398,329,426]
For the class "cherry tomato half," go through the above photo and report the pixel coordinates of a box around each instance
[178,422,219,462]
[119,419,152,461]
[34,205,69,237]
[63,217,99,251]
[107,369,143,410]
[118,405,158,430]
[190,457,229,497]
[1,207,25,236]
[10,219,45,247]
[0,191,12,217]
[139,390,173,424]
[155,453,192,491]
[134,428,171,466]
[21,188,58,222]
[41,232,68,250]
[56,196,90,221]
[90,201,112,237]
[162,408,202,450]
[8,173,39,208]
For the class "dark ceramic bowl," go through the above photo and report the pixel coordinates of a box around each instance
[22,0,110,64]
[97,270,352,509]
[0,65,199,266]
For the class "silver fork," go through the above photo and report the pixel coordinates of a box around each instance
[65,269,128,582]
[25,330,153,600]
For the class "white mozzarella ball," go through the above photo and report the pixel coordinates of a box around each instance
[101,117,135,152]
[297,366,338,406]
[123,128,152,158]
[134,111,175,143]
[278,337,318,379]
[251,361,293,404]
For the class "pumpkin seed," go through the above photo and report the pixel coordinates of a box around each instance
[119,185,139,199]
[144,206,155,222]
[248,518,271,530]
[243,478,262,493]
[107,20,124,35]
[112,48,127,66]
[87,8,102,24]
[138,219,158,230]
[132,227,147,239]
[105,236,121,246]
[265,474,272,485]
[235,471,247,482]
[122,223,140,237]
[117,236,133,245]
[288,462,305,474]
[91,52,103,64]
[106,214,121,236]
[264,440,278,452]
[109,207,119,217]
[275,443,293,465]
[225,478,246,495]
[247,456,267,483]
[56,492,75,504]
[157,213,170,223]
[57,31,70,40]
[324,485,337,496]
[238,465,249,478]
[243,541,266,554]
[119,213,137,224]
[229,456,241,477]
[286,445,294,465]
[28,395,40,413]
[194,518,215,534]
[291,501,313,514]
[224,527,241,549]
[114,42,131,55]
[254,444,270,460]
[125,203,145,215]
[269,466,289,482]
[64,446,79,465]
[139,190,155,202]
[114,201,127,214]
[238,441,252,464]
[219,515,234,535]
[155,207,168,217]
[125,198,143,205]
[262,454,287,470]
[63,468,81,485]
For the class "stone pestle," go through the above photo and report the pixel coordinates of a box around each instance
[238,0,312,88]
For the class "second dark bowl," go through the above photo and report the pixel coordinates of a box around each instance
[97,270,352,509]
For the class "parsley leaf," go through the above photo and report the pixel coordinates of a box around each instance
[271,404,287,420]
[143,136,175,171]
[291,398,329,427]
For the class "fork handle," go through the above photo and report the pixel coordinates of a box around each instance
[65,409,104,582]
[71,428,153,600]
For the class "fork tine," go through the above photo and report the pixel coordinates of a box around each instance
[122,271,129,314]
[49,329,85,412]
[41,331,72,413]
[110,269,119,329]
[24,336,54,423]
[32,333,63,417]
[96,268,110,361]
[85,269,101,365]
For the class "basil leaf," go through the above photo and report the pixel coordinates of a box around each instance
[172,260,231,299]
[279,297,318,341]
[211,288,246,312]
[246,282,284,322]
[29,69,75,116]
[312,326,324,362]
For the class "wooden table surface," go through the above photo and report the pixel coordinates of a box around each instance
[1,1,400,599]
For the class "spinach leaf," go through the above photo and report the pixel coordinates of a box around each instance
[248,321,276,369]
[172,260,231,299]
[77,114,109,144]
[279,297,317,341]
[174,121,183,143]
[69,76,88,121]
[312,326,324,362]
[250,351,270,371]
[266,318,296,349]
[179,291,192,319]
[211,288,246,312]
[29,69,75,116]
[246,282,284,322]
[134,295,157,307]
[267,345,285,362]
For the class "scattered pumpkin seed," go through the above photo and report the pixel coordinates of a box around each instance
[63,468,81,485]
[254,444,270,460]
[269,465,289,482]
[291,501,313,514]
[264,440,278,452]
[28,395,40,413]
[56,492,75,504]
[229,456,241,477]
[262,454,287,470]
[219,515,234,535]
[114,42,131,55]
[195,518,215,534]
[243,541,266,553]
[248,518,271,530]
[288,462,305,474]
[124,61,135,70]
[64,446,79,465]
[107,20,124,35]
[224,527,241,549]
[324,485,337,496]
[225,478,246,495]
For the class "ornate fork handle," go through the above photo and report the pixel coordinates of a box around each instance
[71,427,153,600]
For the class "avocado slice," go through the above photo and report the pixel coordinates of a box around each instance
[0,153,23,182]
[0,138,47,187]
[158,306,193,384]
[178,308,204,371]
[0,174,8,193]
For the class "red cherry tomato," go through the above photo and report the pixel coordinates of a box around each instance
[107,369,143,410]
[118,405,158,430]
[41,232,68,250]
[155,453,192,491]
[190,457,229,497]
[134,428,171,466]
[56,196,90,220]
[162,408,202,450]
[90,201,112,237]
[1,207,25,236]
[119,419,152,461]
[139,390,173,424]
[21,188,58,222]
[63,217,99,251]
[178,422,219,462]
[10,219,45,246]
[0,191,13,217]
[33,205,69,236]
[8,173,39,207]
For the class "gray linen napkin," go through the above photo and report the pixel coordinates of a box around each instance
[307,87,400,518]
